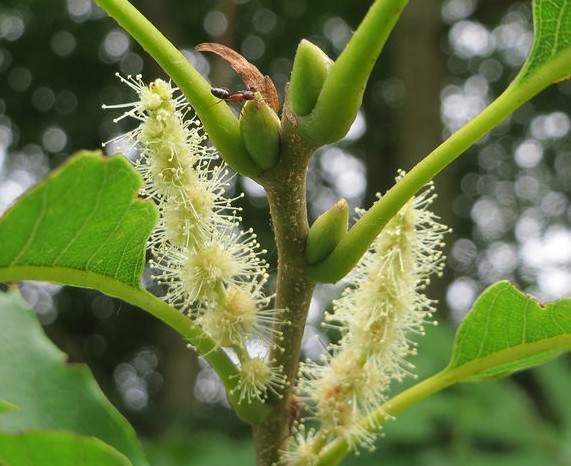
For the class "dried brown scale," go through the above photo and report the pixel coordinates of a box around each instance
[195,42,279,113]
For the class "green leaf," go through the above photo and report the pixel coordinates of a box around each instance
[0,431,131,466]
[0,289,148,466]
[446,281,571,380]
[0,151,267,425]
[516,0,571,83]
[0,401,17,416]
[144,432,255,466]
[0,150,156,289]
[535,358,571,434]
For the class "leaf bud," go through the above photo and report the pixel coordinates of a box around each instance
[305,198,349,265]
[289,39,333,117]
[240,94,281,171]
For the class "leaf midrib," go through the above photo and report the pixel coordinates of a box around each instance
[446,333,571,380]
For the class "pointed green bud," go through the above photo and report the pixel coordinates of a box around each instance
[289,39,334,116]
[297,0,407,145]
[305,198,349,265]
[240,94,281,171]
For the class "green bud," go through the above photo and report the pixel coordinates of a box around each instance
[297,0,407,146]
[289,39,333,116]
[240,94,281,171]
[305,198,349,265]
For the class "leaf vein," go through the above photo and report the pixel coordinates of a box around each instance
[10,186,48,266]
[52,168,106,266]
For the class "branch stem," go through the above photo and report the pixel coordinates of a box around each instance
[95,0,260,177]
[0,266,270,424]
[251,99,317,466]
[308,47,571,283]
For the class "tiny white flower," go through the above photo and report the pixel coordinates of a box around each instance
[231,357,287,404]
[291,174,449,456]
[281,425,320,466]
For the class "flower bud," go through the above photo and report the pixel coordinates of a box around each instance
[240,94,281,170]
[289,39,333,117]
[296,0,407,145]
[305,198,348,265]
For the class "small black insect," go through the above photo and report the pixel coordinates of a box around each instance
[210,86,256,104]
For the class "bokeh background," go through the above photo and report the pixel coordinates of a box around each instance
[2,0,571,464]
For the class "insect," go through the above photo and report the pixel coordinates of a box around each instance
[210,86,256,104]
[210,86,231,100]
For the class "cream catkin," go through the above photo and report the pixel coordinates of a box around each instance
[104,75,283,402]
[288,176,448,462]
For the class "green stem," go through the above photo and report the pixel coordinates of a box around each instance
[308,47,571,284]
[234,342,251,364]
[0,266,270,424]
[95,0,260,178]
[298,0,408,145]
[251,96,318,466]
[316,370,455,466]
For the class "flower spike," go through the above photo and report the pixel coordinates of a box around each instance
[105,75,283,402]
[289,173,449,459]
